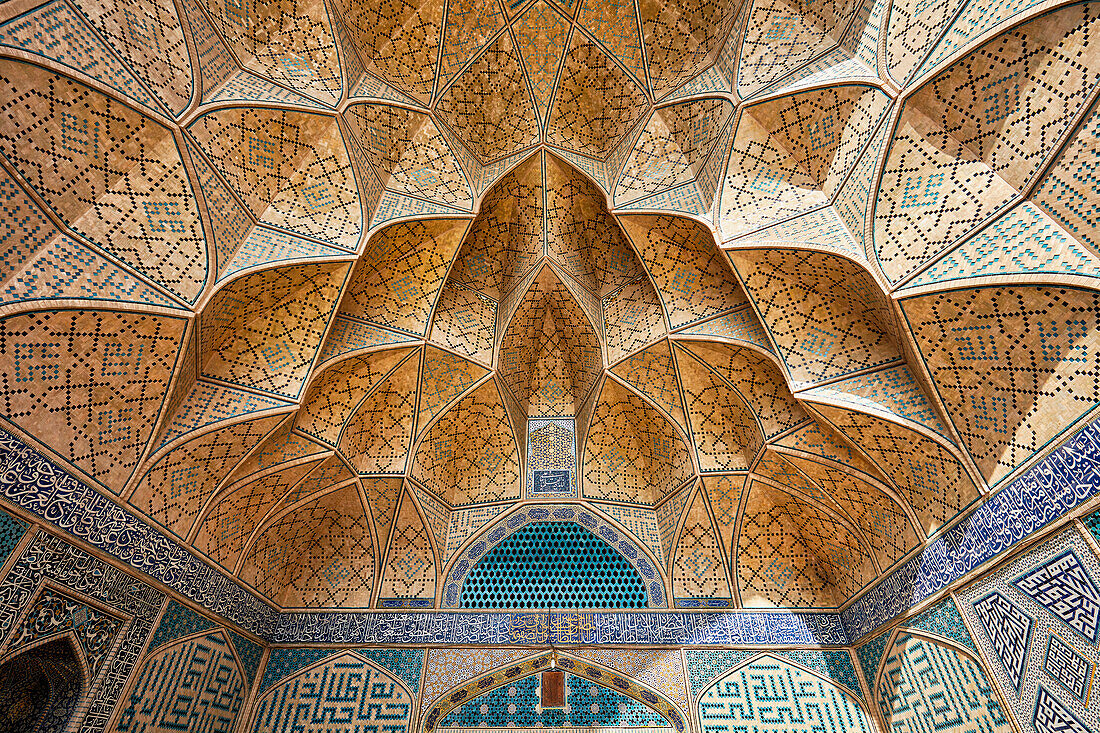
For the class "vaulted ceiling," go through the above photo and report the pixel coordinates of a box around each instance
[0,0,1097,611]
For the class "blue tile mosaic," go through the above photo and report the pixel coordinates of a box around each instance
[356,648,426,692]
[147,599,216,653]
[251,652,414,733]
[267,609,849,645]
[1013,550,1100,643]
[228,630,264,685]
[699,654,876,733]
[855,629,890,687]
[972,591,1033,693]
[258,648,342,695]
[0,506,27,566]
[904,597,979,654]
[685,650,759,698]
[115,631,245,733]
[774,650,864,700]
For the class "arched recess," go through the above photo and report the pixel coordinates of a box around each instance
[498,264,604,419]
[438,668,675,729]
[0,636,85,733]
[875,1,1100,285]
[421,652,687,733]
[736,477,877,608]
[441,504,667,608]
[582,376,695,506]
[458,521,648,609]
[113,629,248,733]
[874,630,1014,733]
[248,650,415,733]
[698,653,876,733]
[239,482,375,608]
[726,247,901,388]
[0,59,208,304]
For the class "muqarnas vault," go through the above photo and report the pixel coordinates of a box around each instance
[0,0,1098,731]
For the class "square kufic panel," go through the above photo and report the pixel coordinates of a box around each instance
[527,418,577,498]
[958,528,1100,733]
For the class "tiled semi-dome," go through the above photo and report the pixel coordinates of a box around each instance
[0,0,1097,622]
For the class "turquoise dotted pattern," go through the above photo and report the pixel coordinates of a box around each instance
[460,522,647,608]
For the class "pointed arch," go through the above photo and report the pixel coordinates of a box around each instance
[249,650,415,732]
[114,629,247,732]
[875,629,1014,733]
[698,652,876,733]
[421,651,686,733]
[441,503,667,607]
[0,635,86,733]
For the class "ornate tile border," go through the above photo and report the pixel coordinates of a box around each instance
[1,415,1098,645]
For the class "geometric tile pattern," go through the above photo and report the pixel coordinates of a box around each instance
[1034,99,1100,255]
[973,591,1034,692]
[527,418,577,497]
[1014,551,1100,644]
[436,32,539,164]
[615,100,734,205]
[201,262,346,399]
[879,4,1100,284]
[681,340,808,439]
[114,631,245,733]
[737,479,874,609]
[442,503,666,608]
[778,452,917,569]
[1033,686,1091,733]
[904,597,980,655]
[422,653,686,733]
[813,404,979,535]
[379,488,436,602]
[1044,634,1091,703]
[547,35,648,158]
[0,507,27,566]
[675,344,764,471]
[0,309,186,491]
[583,378,694,505]
[0,61,207,302]
[618,213,746,329]
[459,521,647,608]
[146,599,217,653]
[904,285,1100,486]
[250,652,413,733]
[130,414,284,538]
[241,483,375,608]
[187,108,361,248]
[571,648,689,714]
[959,529,1100,733]
[412,379,521,506]
[672,487,730,602]
[906,202,1100,290]
[877,633,1013,733]
[729,248,901,386]
[699,654,876,733]
[341,219,467,336]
